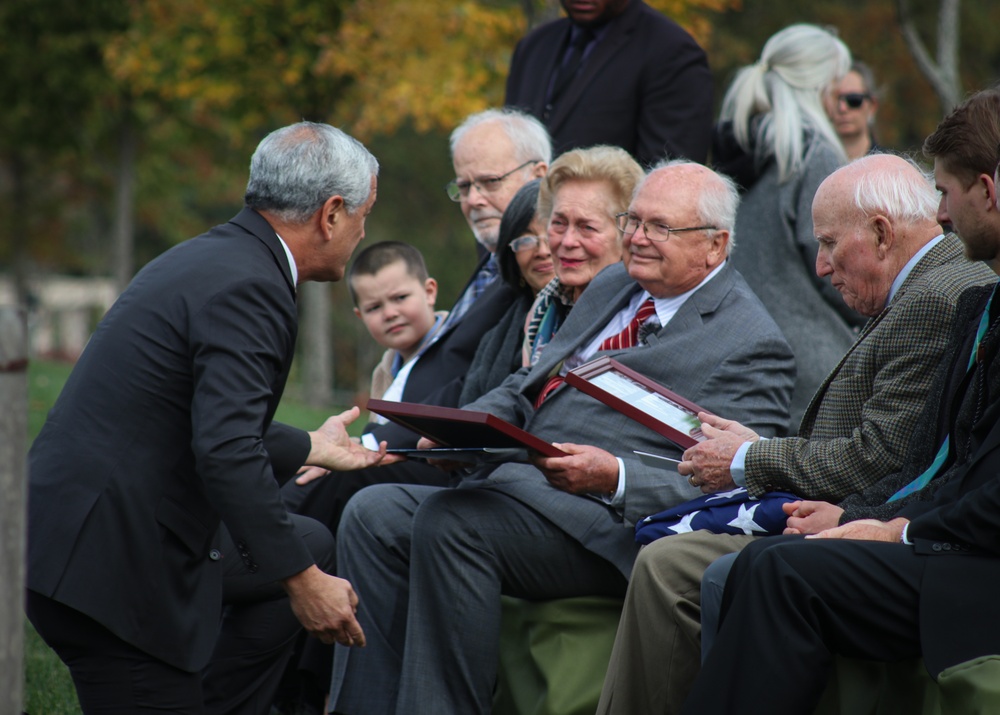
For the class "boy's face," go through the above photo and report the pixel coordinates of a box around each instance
[352,261,438,361]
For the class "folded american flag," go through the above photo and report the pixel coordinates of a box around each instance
[635,487,798,545]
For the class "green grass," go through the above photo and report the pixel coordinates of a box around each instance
[23,358,347,714]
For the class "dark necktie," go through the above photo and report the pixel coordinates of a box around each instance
[549,28,595,105]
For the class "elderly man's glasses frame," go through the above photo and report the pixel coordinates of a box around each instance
[615,213,717,242]
[446,159,541,202]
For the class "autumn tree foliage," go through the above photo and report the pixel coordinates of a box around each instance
[323,0,740,140]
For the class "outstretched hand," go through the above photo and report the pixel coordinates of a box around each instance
[305,407,402,473]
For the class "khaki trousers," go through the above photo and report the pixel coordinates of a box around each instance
[596,530,760,715]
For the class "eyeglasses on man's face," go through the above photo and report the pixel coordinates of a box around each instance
[838,92,871,110]
[509,234,544,253]
[615,213,717,242]
[446,159,540,202]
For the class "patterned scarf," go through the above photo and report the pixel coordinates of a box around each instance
[521,277,576,367]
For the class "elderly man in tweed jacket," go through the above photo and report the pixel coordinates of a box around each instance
[596,153,996,715]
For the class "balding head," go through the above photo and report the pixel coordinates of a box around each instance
[622,162,737,298]
[813,154,941,316]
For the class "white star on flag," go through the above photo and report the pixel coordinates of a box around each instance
[727,502,768,534]
[667,511,702,534]
[706,487,747,502]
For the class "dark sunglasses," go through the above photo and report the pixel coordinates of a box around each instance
[839,93,871,109]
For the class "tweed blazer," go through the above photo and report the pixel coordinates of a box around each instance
[744,235,995,502]
[461,262,795,577]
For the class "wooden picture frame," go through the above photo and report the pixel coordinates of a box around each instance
[565,356,710,449]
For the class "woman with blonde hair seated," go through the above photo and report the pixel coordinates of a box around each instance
[522,144,645,367]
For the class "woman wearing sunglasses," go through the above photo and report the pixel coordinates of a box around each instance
[825,61,881,160]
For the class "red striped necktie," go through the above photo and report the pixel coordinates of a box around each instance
[599,297,657,351]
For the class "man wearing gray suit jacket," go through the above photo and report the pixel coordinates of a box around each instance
[596,154,995,715]
[326,161,795,714]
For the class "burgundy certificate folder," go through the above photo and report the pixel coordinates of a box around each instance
[565,356,711,449]
[367,399,568,460]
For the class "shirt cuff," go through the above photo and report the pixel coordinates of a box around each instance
[730,441,752,487]
[900,522,912,545]
[360,432,379,451]
[599,457,627,508]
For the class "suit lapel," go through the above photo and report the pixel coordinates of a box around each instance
[229,208,297,297]
[546,3,638,132]
[529,264,637,383]
[530,24,573,117]
[799,237,964,433]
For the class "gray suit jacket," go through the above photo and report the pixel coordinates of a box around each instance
[462,262,795,577]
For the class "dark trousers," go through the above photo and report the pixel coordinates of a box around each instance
[680,535,925,715]
[27,513,334,715]
[277,460,453,703]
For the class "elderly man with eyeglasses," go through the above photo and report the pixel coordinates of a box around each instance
[327,160,796,715]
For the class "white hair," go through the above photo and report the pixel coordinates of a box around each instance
[449,108,553,165]
[245,122,379,223]
[647,159,741,255]
[720,24,850,182]
[850,154,939,225]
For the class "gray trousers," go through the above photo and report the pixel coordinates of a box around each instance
[596,530,759,715]
[329,483,627,715]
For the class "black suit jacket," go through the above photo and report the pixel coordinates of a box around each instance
[27,208,314,672]
[365,253,518,448]
[504,0,713,166]
[885,283,1000,674]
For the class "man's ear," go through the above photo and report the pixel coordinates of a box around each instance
[871,215,894,259]
[707,230,729,264]
[352,306,362,320]
[982,172,999,212]
[532,161,548,179]
[322,195,347,240]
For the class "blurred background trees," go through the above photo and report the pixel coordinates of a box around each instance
[3,0,999,406]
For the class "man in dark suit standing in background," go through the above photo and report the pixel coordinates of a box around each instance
[25,122,391,714]
[505,0,713,166]
[680,88,1000,715]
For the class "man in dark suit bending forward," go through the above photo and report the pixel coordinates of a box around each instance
[26,122,392,714]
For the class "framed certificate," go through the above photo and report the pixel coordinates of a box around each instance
[367,399,568,458]
[565,356,710,449]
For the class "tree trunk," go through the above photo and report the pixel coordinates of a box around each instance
[9,152,31,309]
[898,0,962,113]
[300,281,332,408]
[113,112,137,293]
[0,306,28,715]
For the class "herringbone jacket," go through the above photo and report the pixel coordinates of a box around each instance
[744,235,995,502]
